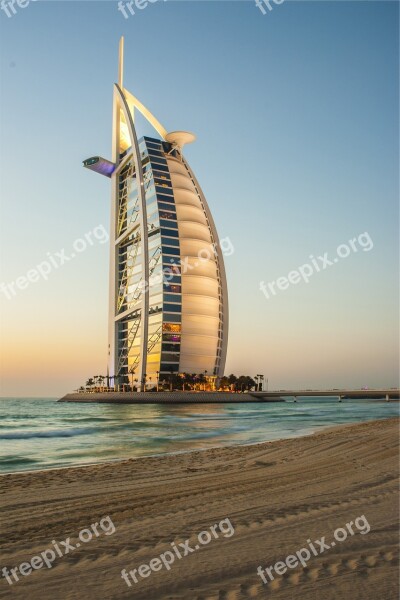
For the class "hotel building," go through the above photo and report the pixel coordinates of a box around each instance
[83,38,228,390]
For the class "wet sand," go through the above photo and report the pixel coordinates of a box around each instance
[0,417,398,599]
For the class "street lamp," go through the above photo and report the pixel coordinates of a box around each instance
[156,371,159,392]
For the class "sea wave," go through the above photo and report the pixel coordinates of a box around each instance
[0,455,39,465]
[0,427,101,440]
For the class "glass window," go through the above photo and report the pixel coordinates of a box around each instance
[163,264,181,274]
[154,171,169,178]
[159,211,176,220]
[149,293,163,305]
[160,227,178,237]
[163,303,181,313]
[148,212,159,225]
[160,363,180,373]
[162,246,180,256]
[146,191,157,205]
[161,236,179,247]
[163,293,181,303]
[163,275,181,285]
[162,323,181,333]
[157,194,175,204]
[143,136,161,144]
[156,186,173,196]
[162,313,181,323]
[147,149,164,158]
[162,333,181,342]
[148,234,161,249]
[162,343,181,352]
[160,220,178,230]
[161,352,180,363]
[154,180,171,188]
[151,163,169,173]
[165,284,181,294]
[158,202,176,213]
[150,157,167,168]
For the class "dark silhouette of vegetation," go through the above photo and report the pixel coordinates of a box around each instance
[80,373,259,392]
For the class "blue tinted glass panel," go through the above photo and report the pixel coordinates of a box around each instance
[164,275,181,285]
[151,163,169,173]
[164,293,182,303]
[156,186,173,196]
[161,236,179,247]
[162,313,181,322]
[158,202,176,212]
[160,220,178,230]
[163,303,182,313]
[160,228,178,237]
[162,246,180,256]
[162,343,181,352]
[159,211,176,220]
[160,364,179,373]
[164,284,181,293]
[157,196,175,206]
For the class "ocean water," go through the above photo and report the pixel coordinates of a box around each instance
[0,397,398,473]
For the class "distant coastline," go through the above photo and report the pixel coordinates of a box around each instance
[58,389,400,403]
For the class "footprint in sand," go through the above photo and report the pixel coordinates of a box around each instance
[216,590,240,600]
[307,568,320,581]
[344,559,358,570]
[247,584,261,597]
[326,562,340,575]
[269,579,281,591]
[383,552,394,561]
[288,572,302,585]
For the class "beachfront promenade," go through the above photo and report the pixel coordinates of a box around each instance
[58,389,399,403]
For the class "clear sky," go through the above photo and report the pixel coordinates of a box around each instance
[0,0,398,396]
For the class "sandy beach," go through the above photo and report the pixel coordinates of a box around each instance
[0,417,398,600]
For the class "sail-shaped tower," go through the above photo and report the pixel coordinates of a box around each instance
[83,38,228,390]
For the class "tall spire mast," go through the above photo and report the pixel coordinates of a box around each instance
[118,36,124,89]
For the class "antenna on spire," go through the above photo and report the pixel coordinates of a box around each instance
[118,36,124,88]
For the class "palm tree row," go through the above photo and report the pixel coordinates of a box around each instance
[79,373,264,392]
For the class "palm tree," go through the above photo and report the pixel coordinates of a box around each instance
[129,368,135,391]
[219,376,230,390]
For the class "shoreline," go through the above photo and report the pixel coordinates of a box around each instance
[58,389,400,403]
[1,417,398,599]
[1,416,396,477]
